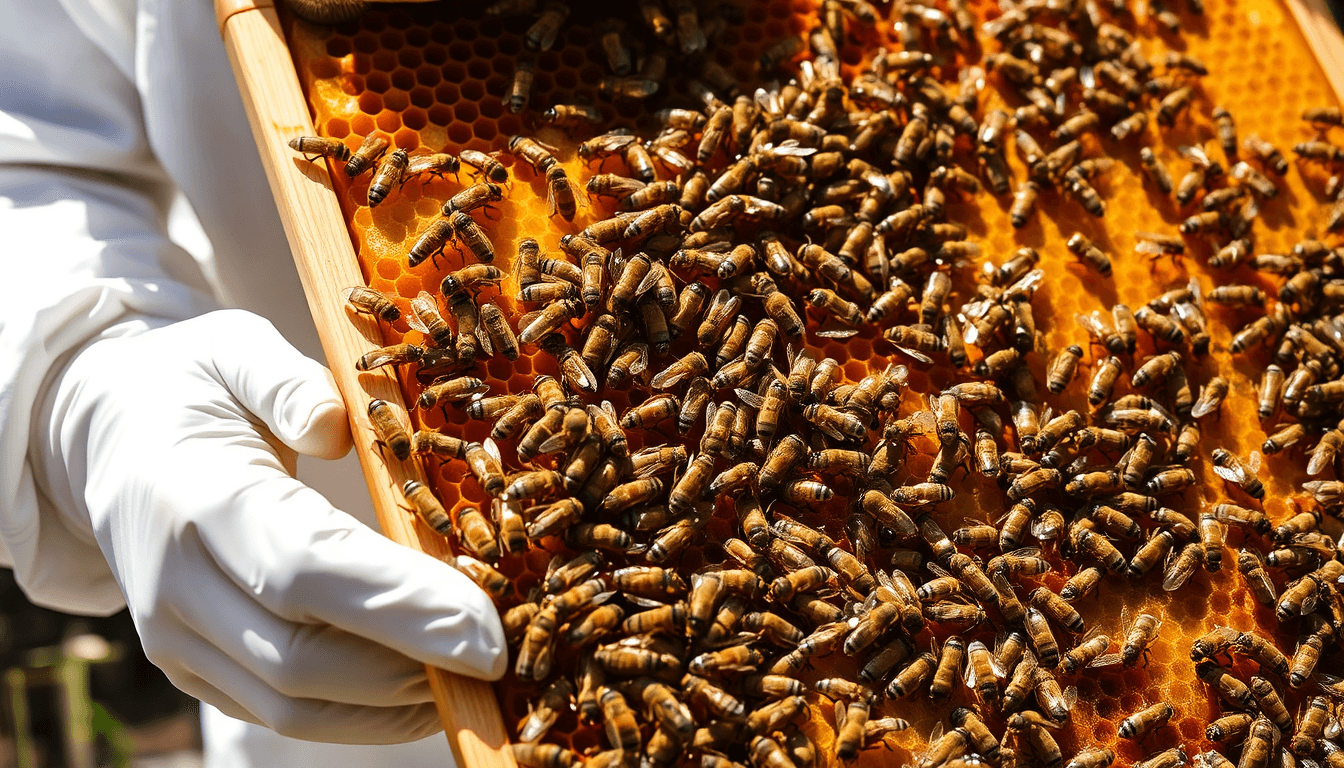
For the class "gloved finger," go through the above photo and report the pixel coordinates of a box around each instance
[159,629,444,744]
[172,454,507,681]
[202,309,353,461]
[159,547,433,707]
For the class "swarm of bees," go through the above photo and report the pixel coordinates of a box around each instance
[289,1,1344,768]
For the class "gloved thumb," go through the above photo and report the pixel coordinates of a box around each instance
[203,309,353,461]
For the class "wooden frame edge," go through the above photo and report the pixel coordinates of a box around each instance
[216,6,517,768]
[1285,0,1344,104]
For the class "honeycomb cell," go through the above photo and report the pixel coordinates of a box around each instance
[351,31,378,54]
[380,30,404,50]
[473,38,497,59]
[365,70,391,93]
[427,104,453,126]
[391,67,416,91]
[403,108,429,132]
[384,89,410,113]
[447,122,473,145]
[449,40,473,62]
[371,50,398,72]
[357,91,383,115]
[424,44,449,66]
[375,110,401,133]
[326,117,350,138]
[406,27,430,47]
[349,112,375,136]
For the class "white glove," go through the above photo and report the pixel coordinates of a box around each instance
[35,309,506,744]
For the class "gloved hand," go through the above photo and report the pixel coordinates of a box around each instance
[35,309,506,744]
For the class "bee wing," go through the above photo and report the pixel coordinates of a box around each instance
[1078,64,1096,88]
[817,327,860,339]
[475,326,496,359]
[1089,652,1122,669]
[628,344,650,376]
[484,437,503,465]
[405,312,431,335]
[1212,463,1247,484]
[925,560,953,579]
[833,698,847,728]
[1133,240,1168,256]
[601,400,619,421]
[1179,144,1212,166]
[963,651,978,689]
[1247,451,1263,475]
[771,140,818,157]
[893,344,934,364]
[908,410,937,433]
[735,387,766,409]
[1073,311,1111,340]
[814,419,849,442]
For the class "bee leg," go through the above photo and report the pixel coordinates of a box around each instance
[440,404,452,423]
[481,203,504,221]
[1141,648,1153,668]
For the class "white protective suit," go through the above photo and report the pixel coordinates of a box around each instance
[0,0,500,764]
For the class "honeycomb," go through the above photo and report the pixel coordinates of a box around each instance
[277,1,1344,767]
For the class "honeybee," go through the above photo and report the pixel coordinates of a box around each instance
[460,149,509,184]
[1210,449,1264,499]
[418,375,490,410]
[288,136,351,164]
[1119,702,1174,741]
[355,342,422,372]
[1061,632,1112,674]
[367,399,411,461]
[1068,749,1116,768]
[1067,233,1112,277]
[525,0,570,50]
[510,744,577,768]
[541,104,604,128]
[344,133,389,178]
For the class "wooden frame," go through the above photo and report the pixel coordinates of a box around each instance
[214,0,1344,764]
[215,2,513,767]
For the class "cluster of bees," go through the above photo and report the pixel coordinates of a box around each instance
[288,1,1344,768]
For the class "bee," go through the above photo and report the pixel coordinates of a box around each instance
[511,744,577,768]
[464,439,506,496]
[288,135,351,164]
[1119,702,1175,741]
[1066,233,1112,277]
[355,342,422,372]
[1113,111,1149,141]
[1210,449,1264,499]
[367,399,411,461]
[344,133,389,178]
[1291,697,1330,755]
[460,149,509,184]
[525,0,570,50]
[1139,148,1174,193]
[1232,160,1278,198]
[1108,611,1163,668]
[886,651,938,699]
[1134,748,1188,768]
[452,554,513,602]
[1061,632,1113,675]
[1195,660,1256,709]
[540,103,604,128]
[1243,134,1289,175]
[1128,530,1176,578]
[1068,750,1116,768]
[442,182,504,218]
[417,376,489,410]
[1157,86,1193,127]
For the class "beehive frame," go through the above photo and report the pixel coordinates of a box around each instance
[213,1,1344,767]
